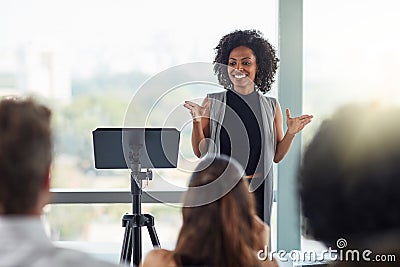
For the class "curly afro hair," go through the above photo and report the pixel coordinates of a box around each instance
[213,29,279,93]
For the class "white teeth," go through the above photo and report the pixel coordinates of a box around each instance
[234,74,246,79]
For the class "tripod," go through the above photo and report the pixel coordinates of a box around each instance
[120,160,160,266]
[92,128,180,265]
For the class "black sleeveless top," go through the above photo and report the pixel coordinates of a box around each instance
[219,89,264,176]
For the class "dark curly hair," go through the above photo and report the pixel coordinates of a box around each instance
[298,103,400,247]
[213,29,279,93]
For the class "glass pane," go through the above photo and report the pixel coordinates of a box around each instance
[0,0,277,189]
[43,203,181,264]
[303,0,400,143]
[303,0,400,252]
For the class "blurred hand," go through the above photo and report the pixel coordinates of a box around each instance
[184,100,208,122]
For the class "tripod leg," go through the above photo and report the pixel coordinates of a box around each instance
[143,214,160,247]
[120,220,133,265]
[132,225,142,266]
[147,225,161,247]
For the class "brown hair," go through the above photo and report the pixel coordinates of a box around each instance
[173,156,260,266]
[0,97,52,214]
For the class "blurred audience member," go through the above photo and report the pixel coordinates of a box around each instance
[299,103,400,265]
[142,156,277,267]
[0,97,120,267]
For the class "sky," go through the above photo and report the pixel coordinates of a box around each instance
[0,0,277,75]
[1,0,399,105]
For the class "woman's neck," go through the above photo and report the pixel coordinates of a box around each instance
[232,85,255,95]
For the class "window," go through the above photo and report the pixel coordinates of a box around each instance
[303,0,400,144]
[43,203,181,263]
[303,0,400,252]
[0,0,278,190]
[1,0,278,261]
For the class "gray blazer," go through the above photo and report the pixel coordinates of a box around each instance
[207,90,277,223]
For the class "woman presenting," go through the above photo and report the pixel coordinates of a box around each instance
[184,29,313,225]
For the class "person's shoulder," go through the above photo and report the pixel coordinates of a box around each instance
[142,248,176,267]
[258,93,278,108]
[258,92,277,102]
[207,90,226,99]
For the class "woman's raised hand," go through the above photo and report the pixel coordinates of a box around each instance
[184,100,208,122]
[286,108,313,135]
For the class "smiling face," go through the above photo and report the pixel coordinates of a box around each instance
[227,46,258,93]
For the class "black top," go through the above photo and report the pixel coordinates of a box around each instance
[219,89,264,176]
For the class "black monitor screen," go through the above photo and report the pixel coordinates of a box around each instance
[93,128,180,169]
